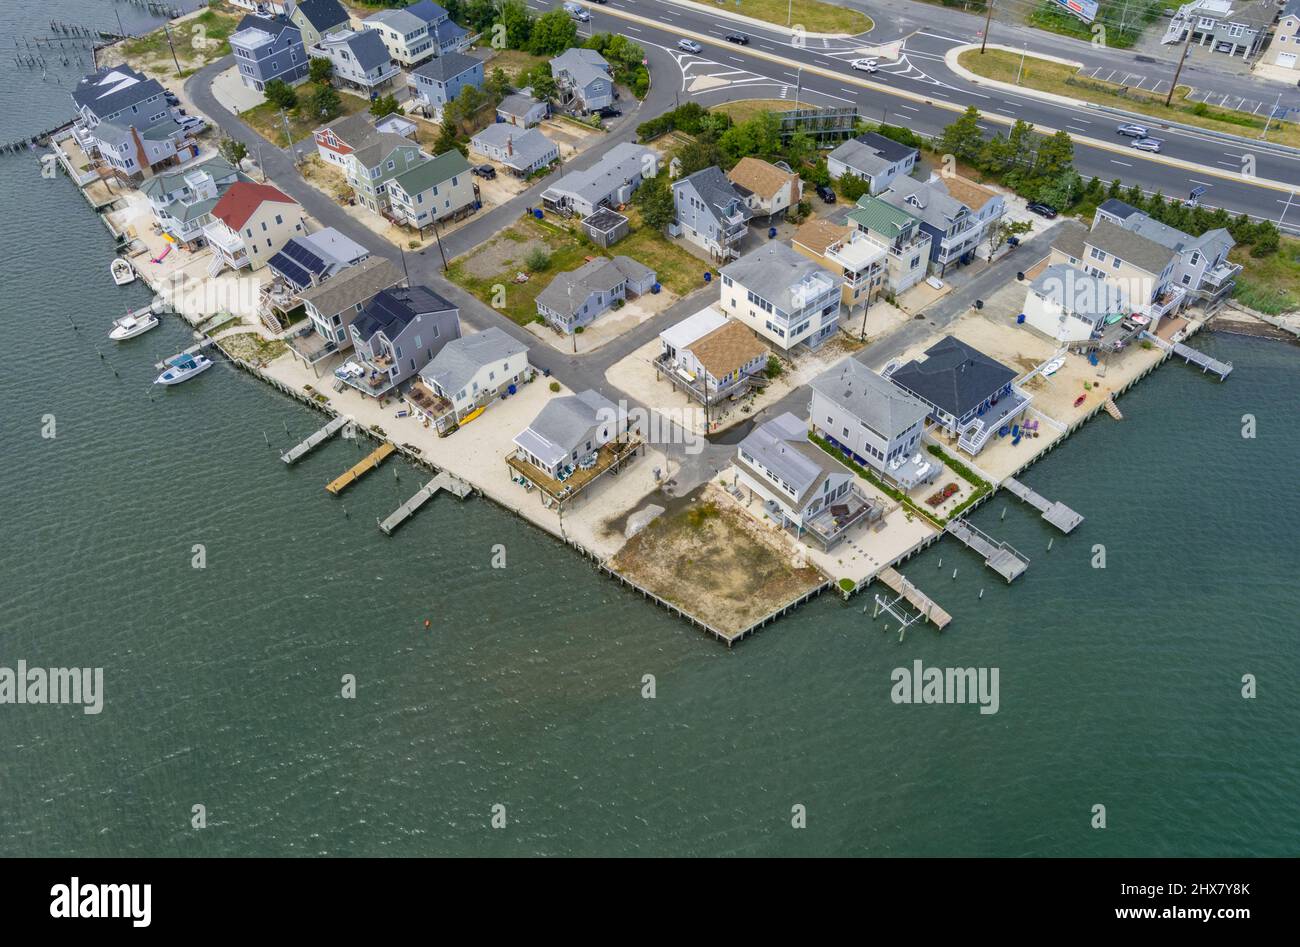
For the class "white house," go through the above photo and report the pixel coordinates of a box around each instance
[413,326,531,428]
[718,242,842,352]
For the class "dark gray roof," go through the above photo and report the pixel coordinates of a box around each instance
[421,326,527,394]
[810,357,930,438]
[1096,198,1139,220]
[298,256,403,316]
[340,28,391,72]
[498,92,542,118]
[292,0,350,31]
[676,165,752,221]
[736,412,849,508]
[1085,220,1177,274]
[353,285,457,340]
[829,131,917,178]
[71,65,164,119]
[412,50,480,82]
[890,335,1016,419]
[583,207,627,233]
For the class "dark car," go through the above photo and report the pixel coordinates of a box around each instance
[815,184,836,203]
[598,105,622,118]
[472,164,497,179]
[1027,202,1057,219]
[725,32,749,45]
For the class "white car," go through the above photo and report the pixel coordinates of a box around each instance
[677,39,702,54]
[177,115,207,134]
[851,58,878,73]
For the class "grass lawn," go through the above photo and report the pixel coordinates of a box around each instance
[484,49,549,82]
[711,98,793,124]
[241,85,371,146]
[618,207,716,295]
[120,5,240,74]
[721,0,872,34]
[1232,237,1300,315]
[958,49,1300,150]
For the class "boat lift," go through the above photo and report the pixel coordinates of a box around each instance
[871,588,924,642]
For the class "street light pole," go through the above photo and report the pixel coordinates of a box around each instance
[1259,92,1282,140]
[1166,20,1194,108]
[1017,42,1026,85]
[980,1,994,54]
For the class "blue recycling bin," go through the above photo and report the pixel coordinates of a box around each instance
[703,272,712,282]
[1016,313,1025,324]
[533,208,543,220]
[768,227,777,239]
[651,283,661,294]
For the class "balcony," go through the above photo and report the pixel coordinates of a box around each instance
[1140,284,1187,320]
[958,386,1032,456]
[802,485,883,549]
[1201,260,1241,290]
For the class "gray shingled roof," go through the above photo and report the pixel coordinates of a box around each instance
[810,357,930,439]
[1122,213,1233,262]
[298,256,403,316]
[515,390,618,468]
[421,326,527,394]
[1030,263,1127,316]
[736,412,849,508]
[829,131,916,178]
[536,256,654,317]
[498,92,542,118]
[1096,198,1139,221]
[336,28,392,72]
[890,335,1016,419]
[412,50,479,82]
[471,124,555,170]
[881,176,968,231]
[542,142,655,208]
[719,242,839,316]
[71,65,164,120]
[1085,220,1177,275]
[550,47,611,89]
[677,165,752,221]
[292,0,350,31]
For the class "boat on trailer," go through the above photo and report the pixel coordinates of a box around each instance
[111,257,136,286]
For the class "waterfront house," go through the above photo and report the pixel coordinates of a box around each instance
[386,149,477,230]
[70,65,195,180]
[497,92,548,128]
[881,174,1004,275]
[732,412,879,550]
[407,51,483,123]
[139,155,243,246]
[1255,0,1300,78]
[344,132,425,215]
[826,131,919,194]
[307,28,400,94]
[726,157,803,220]
[1022,263,1130,344]
[792,219,888,314]
[889,335,1029,457]
[846,194,932,295]
[657,307,768,406]
[809,357,936,490]
[1094,199,1239,303]
[469,124,559,177]
[202,181,305,274]
[409,326,532,432]
[718,241,842,352]
[90,117,198,182]
[535,256,657,334]
[362,0,469,68]
[230,14,307,92]
[1162,0,1274,59]
[344,285,461,398]
[286,0,351,49]
[1049,221,1182,327]
[550,48,613,113]
[539,142,658,218]
[232,0,288,14]
[671,166,753,262]
[266,227,370,294]
[292,256,404,372]
[512,389,625,480]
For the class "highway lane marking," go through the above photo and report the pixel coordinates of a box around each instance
[1067,124,1090,132]
[1110,160,1132,167]
[1215,160,1238,167]
[581,2,1299,195]
[896,104,919,112]
[1188,179,1214,187]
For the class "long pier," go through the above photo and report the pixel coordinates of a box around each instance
[326,442,394,495]
[944,519,1030,583]
[876,567,951,629]
[281,416,348,464]
[1000,476,1084,534]
[1171,341,1233,379]
[378,471,473,534]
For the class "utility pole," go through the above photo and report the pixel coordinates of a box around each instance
[858,278,873,340]
[280,109,295,161]
[431,218,448,270]
[980,1,994,54]
[1166,19,1194,107]
[162,22,181,76]
[1017,42,1026,85]
[1259,92,1282,140]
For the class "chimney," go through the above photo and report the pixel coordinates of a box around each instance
[506,134,513,157]
[131,125,150,178]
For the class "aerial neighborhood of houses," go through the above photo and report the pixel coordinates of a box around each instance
[51,0,1265,642]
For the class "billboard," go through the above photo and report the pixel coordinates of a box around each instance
[1052,0,1099,23]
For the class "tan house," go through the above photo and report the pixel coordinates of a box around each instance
[1255,1,1300,81]
[792,218,888,312]
[202,181,305,274]
[726,157,803,219]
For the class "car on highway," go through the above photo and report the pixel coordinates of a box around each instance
[1027,203,1058,219]
[851,58,879,73]
[677,39,702,53]
[815,184,836,203]
[563,2,590,21]
[724,32,750,45]
[472,164,497,179]
[1131,137,1163,153]
[1116,123,1149,138]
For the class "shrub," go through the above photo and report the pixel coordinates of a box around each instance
[525,247,551,271]
[548,381,561,392]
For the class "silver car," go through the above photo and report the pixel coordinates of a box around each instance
[677,39,702,54]
[1131,137,1163,153]
[1116,123,1148,138]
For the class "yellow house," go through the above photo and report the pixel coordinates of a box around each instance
[203,181,306,273]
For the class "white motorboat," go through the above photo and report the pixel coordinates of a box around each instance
[111,257,136,286]
[155,352,213,386]
[108,303,159,341]
[1042,356,1066,376]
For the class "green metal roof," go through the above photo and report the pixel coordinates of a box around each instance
[848,194,917,237]
[390,149,471,196]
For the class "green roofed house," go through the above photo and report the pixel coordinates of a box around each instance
[386,149,478,231]
[846,195,931,295]
[139,155,246,246]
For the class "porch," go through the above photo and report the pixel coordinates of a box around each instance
[506,437,642,508]
[957,386,1032,456]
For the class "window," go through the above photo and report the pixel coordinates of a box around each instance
[274,214,283,225]
[1112,258,1121,270]
[261,221,268,232]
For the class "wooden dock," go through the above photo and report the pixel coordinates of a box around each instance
[945,519,1030,583]
[876,567,951,629]
[1171,341,1232,379]
[153,338,214,370]
[326,442,394,495]
[1001,476,1084,534]
[378,471,473,534]
[281,416,348,464]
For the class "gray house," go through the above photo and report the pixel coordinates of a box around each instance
[539,142,658,218]
[230,14,308,92]
[826,131,918,195]
[266,227,370,293]
[535,256,656,333]
[497,92,549,128]
[1162,0,1274,59]
[292,256,405,373]
[469,124,558,176]
[69,65,191,179]
[809,357,936,490]
[287,0,351,49]
[671,165,753,261]
[1094,198,1239,302]
[513,389,624,479]
[550,48,613,113]
[308,28,399,93]
[408,51,483,122]
[344,285,462,398]
[412,326,531,430]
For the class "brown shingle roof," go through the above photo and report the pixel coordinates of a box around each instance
[690,320,767,381]
[792,218,850,256]
[941,175,999,211]
[726,157,797,201]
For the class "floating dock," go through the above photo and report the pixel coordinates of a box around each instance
[326,442,394,495]
[1171,341,1233,379]
[378,471,473,534]
[876,567,951,629]
[1000,476,1084,534]
[281,416,348,464]
[945,519,1030,583]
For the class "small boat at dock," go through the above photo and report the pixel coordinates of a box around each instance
[111,258,136,286]
[108,303,159,341]
[155,352,213,386]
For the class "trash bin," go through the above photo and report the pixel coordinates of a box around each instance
[703,272,712,283]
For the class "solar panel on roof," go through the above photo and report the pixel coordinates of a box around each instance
[267,252,313,291]
[279,239,328,276]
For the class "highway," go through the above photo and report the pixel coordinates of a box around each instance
[548,0,1300,227]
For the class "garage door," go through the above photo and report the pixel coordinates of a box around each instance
[1278,52,1297,69]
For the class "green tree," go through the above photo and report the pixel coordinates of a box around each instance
[838,172,870,202]
[635,173,676,231]
[485,67,511,103]
[370,94,400,119]
[499,0,534,49]
[785,131,816,169]
[304,84,341,122]
[308,57,334,85]
[528,10,578,55]
[676,137,721,176]
[1250,220,1279,256]
[263,79,297,110]
[939,106,984,164]
[218,136,247,168]
[433,123,463,157]
[719,112,781,165]
[986,217,1033,257]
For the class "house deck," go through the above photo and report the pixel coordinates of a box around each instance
[507,438,642,506]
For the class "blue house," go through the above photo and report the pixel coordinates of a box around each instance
[407,51,483,122]
[230,14,308,92]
